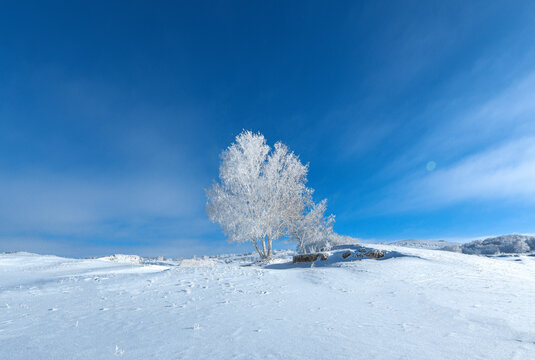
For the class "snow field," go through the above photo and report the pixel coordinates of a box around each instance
[1,248,534,359]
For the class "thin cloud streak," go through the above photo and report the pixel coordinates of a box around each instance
[402,136,535,209]
[368,69,535,214]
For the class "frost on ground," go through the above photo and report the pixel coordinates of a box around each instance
[1,247,535,359]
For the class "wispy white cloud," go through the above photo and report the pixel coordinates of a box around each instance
[429,70,535,152]
[376,69,535,212]
[401,136,535,209]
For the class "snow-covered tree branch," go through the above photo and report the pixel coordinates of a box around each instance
[290,199,335,254]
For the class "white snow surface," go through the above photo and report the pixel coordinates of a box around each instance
[98,254,144,265]
[178,257,220,268]
[1,247,535,359]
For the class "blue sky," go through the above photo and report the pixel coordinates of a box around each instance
[1,1,535,257]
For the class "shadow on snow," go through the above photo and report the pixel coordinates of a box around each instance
[264,245,417,270]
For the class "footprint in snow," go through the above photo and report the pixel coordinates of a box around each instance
[49,308,58,311]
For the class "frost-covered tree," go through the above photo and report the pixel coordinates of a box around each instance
[290,199,335,254]
[206,130,309,259]
[460,234,535,255]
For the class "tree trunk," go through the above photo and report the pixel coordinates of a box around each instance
[299,238,306,254]
[293,232,306,254]
[267,236,272,258]
[252,239,264,258]
[261,237,267,258]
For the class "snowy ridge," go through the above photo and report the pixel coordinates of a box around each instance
[389,234,535,256]
[460,234,535,255]
[388,239,460,250]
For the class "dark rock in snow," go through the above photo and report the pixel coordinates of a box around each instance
[293,254,320,263]
[342,251,352,259]
[365,250,385,259]
[293,253,328,263]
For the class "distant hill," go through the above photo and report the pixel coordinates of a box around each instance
[389,234,535,255]
[388,239,460,250]
[460,234,535,255]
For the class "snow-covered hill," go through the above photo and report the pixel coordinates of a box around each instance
[389,234,535,256]
[388,239,460,250]
[1,247,534,359]
[460,234,535,255]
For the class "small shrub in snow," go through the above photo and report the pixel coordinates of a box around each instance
[98,254,144,265]
[442,244,462,252]
[526,237,535,251]
[326,233,360,249]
